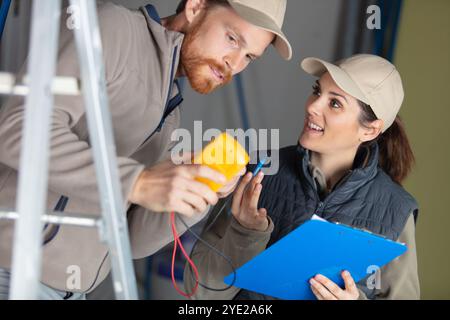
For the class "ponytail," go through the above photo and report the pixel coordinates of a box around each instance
[358,102,415,185]
[377,116,415,185]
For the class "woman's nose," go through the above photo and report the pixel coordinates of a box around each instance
[306,97,323,117]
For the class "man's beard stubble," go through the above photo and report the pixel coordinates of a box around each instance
[180,14,232,94]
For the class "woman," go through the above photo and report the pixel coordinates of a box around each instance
[184,54,420,300]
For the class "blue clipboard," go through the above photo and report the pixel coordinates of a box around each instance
[224,218,407,300]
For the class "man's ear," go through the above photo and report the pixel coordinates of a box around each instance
[184,0,208,24]
[360,119,384,143]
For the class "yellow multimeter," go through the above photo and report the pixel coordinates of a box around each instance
[193,132,250,192]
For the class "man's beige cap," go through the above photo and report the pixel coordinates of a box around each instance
[301,54,404,132]
[227,0,292,60]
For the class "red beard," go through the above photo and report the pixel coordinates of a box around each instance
[180,15,232,94]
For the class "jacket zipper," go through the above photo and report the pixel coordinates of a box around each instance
[303,160,354,216]
[43,196,69,245]
[140,46,180,147]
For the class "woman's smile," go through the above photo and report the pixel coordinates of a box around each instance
[305,120,324,134]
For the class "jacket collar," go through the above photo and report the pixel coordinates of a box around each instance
[144,4,162,25]
[139,4,185,140]
[140,4,185,52]
[297,143,380,199]
[139,4,184,94]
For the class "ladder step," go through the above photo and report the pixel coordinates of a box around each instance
[0,72,81,96]
[0,210,101,228]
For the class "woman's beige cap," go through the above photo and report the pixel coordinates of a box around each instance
[301,54,404,132]
[227,0,292,60]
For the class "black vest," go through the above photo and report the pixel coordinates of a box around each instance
[234,143,418,300]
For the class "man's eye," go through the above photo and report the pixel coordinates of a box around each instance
[228,35,237,44]
[246,55,253,62]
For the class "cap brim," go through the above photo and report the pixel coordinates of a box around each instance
[228,1,292,60]
[301,57,373,107]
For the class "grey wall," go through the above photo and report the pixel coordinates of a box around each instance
[0,0,31,106]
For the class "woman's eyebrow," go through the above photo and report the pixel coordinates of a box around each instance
[317,80,348,103]
[330,91,348,103]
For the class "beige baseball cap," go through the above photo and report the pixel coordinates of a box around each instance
[227,0,292,60]
[301,54,404,132]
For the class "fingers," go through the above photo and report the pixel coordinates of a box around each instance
[228,175,241,186]
[314,275,343,298]
[230,171,268,231]
[342,271,358,294]
[177,190,208,216]
[185,179,219,205]
[258,208,267,218]
[242,172,264,209]
[237,167,247,177]
[217,176,241,199]
[310,273,359,300]
[245,172,264,197]
[135,159,227,216]
[218,167,247,193]
[171,199,196,218]
[248,183,262,212]
[189,165,227,185]
[232,171,264,214]
[309,278,337,300]
[310,285,324,300]
[231,172,252,214]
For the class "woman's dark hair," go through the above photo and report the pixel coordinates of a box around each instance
[358,101,415,185]
[176,0,230,14]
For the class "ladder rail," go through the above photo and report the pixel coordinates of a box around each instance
[5,0,139,300]
[69,0,138,300]
[0,72,81,96]
[0,210,102,228]
[9,0,62,300]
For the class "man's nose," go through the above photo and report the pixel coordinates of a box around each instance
[224,52,242,74]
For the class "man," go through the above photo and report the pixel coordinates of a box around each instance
[0,0,291,299]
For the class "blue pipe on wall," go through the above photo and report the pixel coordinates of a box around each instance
[0,0,12,40]
[234,74,250,131]
[374,0,404,62]
[387,0,404,62]
[374,0,389,57]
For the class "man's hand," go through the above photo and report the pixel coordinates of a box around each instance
[217,168,247,199]
[310,271,360,300]
[128,154,226,218]
[231,171,269,232]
